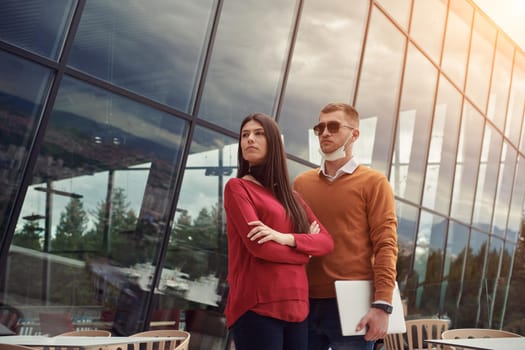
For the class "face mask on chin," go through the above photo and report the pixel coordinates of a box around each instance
[319,134,352,162]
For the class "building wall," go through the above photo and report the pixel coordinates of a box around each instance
[0,0,524,347]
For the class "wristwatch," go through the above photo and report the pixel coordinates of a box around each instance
[371,303,393,314]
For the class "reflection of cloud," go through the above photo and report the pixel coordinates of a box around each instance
[177,145,237,219]
[278,1,370,159]
[200,0,299,130]
[70,0,215,112]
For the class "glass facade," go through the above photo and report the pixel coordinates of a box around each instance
[1,0,524,348]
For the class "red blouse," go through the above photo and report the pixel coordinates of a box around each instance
[223,178,334,328]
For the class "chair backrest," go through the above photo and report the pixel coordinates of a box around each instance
[405,318,450,350]
[58,330,112,337]
[441,328,522,339]
[130,329,191,350]
[384,332,405,350]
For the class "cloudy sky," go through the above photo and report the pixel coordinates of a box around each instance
[473,0,525,49]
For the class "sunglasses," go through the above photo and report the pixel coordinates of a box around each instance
[313,121,354,136]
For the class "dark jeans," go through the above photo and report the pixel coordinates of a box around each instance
[230,310,308,350]
[308,298,375,350]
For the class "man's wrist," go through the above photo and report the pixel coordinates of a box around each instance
[371,302,393,314]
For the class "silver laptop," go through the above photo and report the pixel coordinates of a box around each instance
[334,280,406,336]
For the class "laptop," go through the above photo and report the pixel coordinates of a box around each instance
[334,280,406,336]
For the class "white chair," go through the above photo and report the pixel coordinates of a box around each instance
[384,318,449,350]
[440,328,521,350]
[130,329,191,350]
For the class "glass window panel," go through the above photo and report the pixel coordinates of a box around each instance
[423,76,462,214]
[414,210,446,316]
[0,0,75,60]
[374,0,411,29]
[69,0,215,113]
[505,51,525,145]
[410,0,447,62]
[506,155,525,243]
[441,0,473,90]
[492,143,517,237]
[395,201,418,314]
[521,108,525,154]
[199,0,298,131]
[457,229,487,328]
[479,236,503,328]
[442,222,468,325]
[355,7,406,173]
[472,124,502,231]
[8,76,188,335]
[505,242,522,329]
[287,158,314,181]
[465,12,496,113]
[0,51,52,244]
[278,0,369,162]
[493,242,514,329]
[158,126,236,343]
[487,35,514,131]
[450,102,484,224]
[391,44,438,203]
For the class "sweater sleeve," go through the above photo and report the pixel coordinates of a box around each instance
[224,179,309,265]
[368,174,398,303]
[293,192,334,257]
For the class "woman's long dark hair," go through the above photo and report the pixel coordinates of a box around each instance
[237,113,309,233]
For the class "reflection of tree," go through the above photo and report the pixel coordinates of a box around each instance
[458,242,487,328]
[492,248,512,328]
[84,187,139,265]
[479,244,502,328]
[504,220,525,334]
[167,204,224,280]
[419,249,443,315]
[52,197,88,256]
[444,246,467,327]
[13,221,43,250]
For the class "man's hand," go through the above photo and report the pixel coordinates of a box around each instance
[356,307,389,342]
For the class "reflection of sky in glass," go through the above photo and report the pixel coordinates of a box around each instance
[506,157,525,242]
[450,104,484,223]
[69,0,215,112]
[177,144,237,218]
[0,0,75,60]
[199,0,297,131]
[444,222,468,278]
[278,0,369,159]
[493,143,516,236]
[505,57,525,145]
[465,13,495,113]
[422,104,446,208]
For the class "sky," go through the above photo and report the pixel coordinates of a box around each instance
[473,0,525,49]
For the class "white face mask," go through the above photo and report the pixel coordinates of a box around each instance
[318,134,353,162]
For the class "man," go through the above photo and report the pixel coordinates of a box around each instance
[294,102,398,350]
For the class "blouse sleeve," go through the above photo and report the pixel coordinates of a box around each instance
[224,180,309,265]
[292,191,334,257]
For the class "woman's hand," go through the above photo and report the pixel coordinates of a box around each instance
[247,221,295,246]
[309,221,320,234]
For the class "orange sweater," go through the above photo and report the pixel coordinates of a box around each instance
[294,165,398,302]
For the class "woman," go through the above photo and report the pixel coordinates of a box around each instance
[224,113,334,350]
